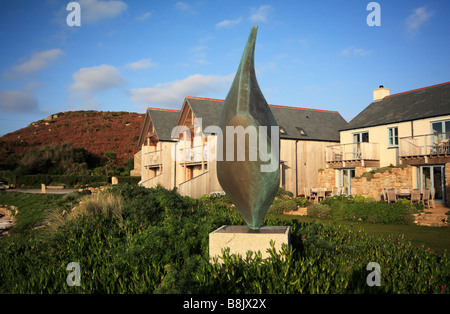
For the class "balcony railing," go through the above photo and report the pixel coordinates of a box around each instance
[326,142,379,163]
[399,132,450,157]
[178,145,208,163]
[143,149,161,167]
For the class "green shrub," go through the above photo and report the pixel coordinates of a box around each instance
[1,186,448,294]
[293,197,310,207]
[307,204,332,219]
[269,199,298,214]
[276,187,294,198]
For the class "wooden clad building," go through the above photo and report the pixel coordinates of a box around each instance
[134,96,347,198]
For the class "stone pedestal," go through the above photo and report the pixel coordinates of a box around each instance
[209,225,290,263]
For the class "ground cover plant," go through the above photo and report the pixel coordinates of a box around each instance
[307,194,421,224]
[0,186,448,294]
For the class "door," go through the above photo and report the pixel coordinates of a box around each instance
[340,169,355,195]
[419,165,445,203]
[353,132,369,159]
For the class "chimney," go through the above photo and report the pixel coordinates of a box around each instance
[373,85,390,101]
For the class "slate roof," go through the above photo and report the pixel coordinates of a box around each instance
[185,96,347,142]
[342,81,450,131]
[138,108,181,145]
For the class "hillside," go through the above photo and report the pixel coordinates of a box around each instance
[0,111,144,166]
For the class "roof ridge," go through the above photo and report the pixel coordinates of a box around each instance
[147,107,180,112]
[386,81,450,98]
[268,104,339,113]
[185,96,338,113]
[185,96,224,102]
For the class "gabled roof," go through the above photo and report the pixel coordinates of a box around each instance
[137,108,181,146]
[181,96,347,142]
[342,81,450,131]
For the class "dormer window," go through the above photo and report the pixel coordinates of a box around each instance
[296,127,307,136]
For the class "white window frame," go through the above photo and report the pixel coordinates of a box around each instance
[388,127,398,148]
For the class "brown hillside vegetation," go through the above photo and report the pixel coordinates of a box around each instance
[0,111,144,165]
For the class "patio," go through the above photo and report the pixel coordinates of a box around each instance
[383,187,435,209]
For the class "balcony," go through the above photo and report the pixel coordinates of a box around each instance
[326,142,380,168]
[142,147,162,168]
[178,145,208,164]
[399,132,450,165]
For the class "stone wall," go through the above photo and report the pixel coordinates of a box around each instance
[130,150,141,177]
[351,166,413,201]
[318,164,450,206]
[317,168,335,191]
[318,166,414,201]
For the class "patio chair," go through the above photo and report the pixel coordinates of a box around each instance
[317,188,326,202]
[400,187,410,194]
[304,187,316,204]
[422,188,431,209]
[382,188,388,202]
[410,189,421,204]
[332,187,339,196]
[430,188,435,209]
[387,188,397,203]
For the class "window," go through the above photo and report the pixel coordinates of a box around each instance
[353,131,369,143]
[431,120,450,142]
[388,127,398,147]
[279,126,287,135]
[296,127,307,136]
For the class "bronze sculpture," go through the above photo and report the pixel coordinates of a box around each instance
[217,26,280,230]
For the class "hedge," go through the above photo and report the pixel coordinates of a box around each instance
[0,172,140,188]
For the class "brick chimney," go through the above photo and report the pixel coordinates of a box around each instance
[373,85,390,101]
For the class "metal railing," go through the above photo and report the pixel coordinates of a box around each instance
[399,132,450,157]
[326,142,379,162]
[178,145,208,163]
[142,147,161,167]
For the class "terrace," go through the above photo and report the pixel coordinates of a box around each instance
[326,142,380,168]
[400,132,450,165]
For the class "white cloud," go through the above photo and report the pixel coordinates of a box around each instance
[188,46,210,65]
[0,90,39,112]
[70,64,126,93]
[216,17,242,29]
[249,5,273,23]
[130,74,233,106]
[4,49,63,79]
[68,64,126,109]
[174,2,194,14]
[126,59,157,70]
[136,11,153,21]
[340,47,371,57]
[405,6,433,35]
[77,0,127,23]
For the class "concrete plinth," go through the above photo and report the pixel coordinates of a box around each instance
[209,225,290,263]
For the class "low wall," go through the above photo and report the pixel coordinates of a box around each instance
[351,166,413,201]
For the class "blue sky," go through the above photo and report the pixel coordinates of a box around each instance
[0,0,449,136]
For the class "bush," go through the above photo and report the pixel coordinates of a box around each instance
[1,186,448,294]
[276,187,294,198]
[269,199,298,214]
[293,197,310,207]
[307,203,332,219]
[310,195,418,224]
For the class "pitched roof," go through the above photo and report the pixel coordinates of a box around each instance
[342,81,450,131]
[184,96,347,142]
[137,108,181,146]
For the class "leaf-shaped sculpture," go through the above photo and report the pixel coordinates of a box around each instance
[217,26,280,230]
